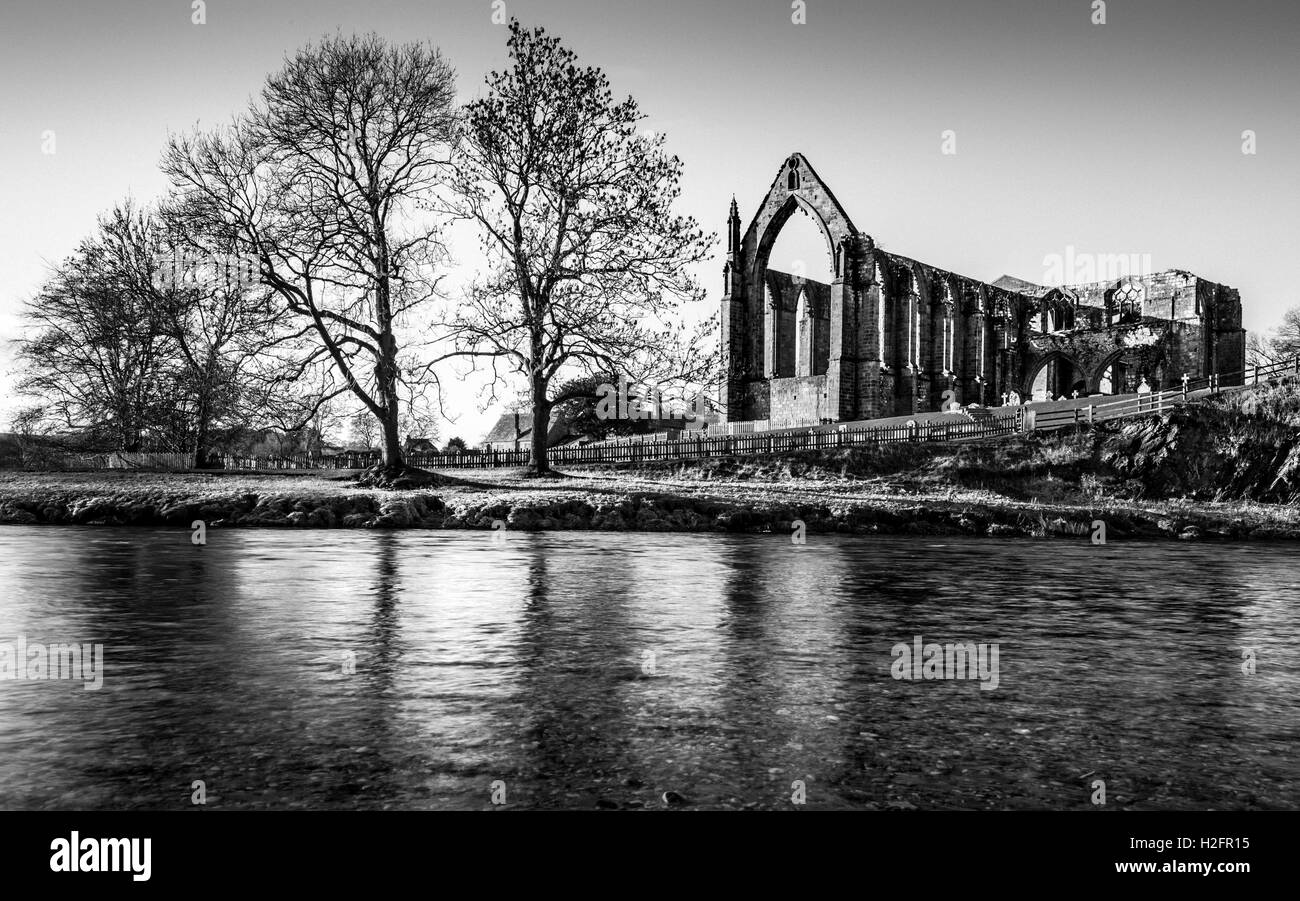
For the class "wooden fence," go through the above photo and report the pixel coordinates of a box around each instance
[1031,356,1300,432]
[203,413,1022,471]
[50,355,1298,473]
[104,452,193,470]
[218,450,526,470]
[76,354,1297,472]
[544,415,1022,465]
[717,420,771,436]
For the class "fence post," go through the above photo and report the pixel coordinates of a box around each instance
[1088,404,1094,425]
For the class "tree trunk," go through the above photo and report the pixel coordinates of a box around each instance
[193,393,211,469]
[375,327,405,472]
[380,405,403,472]
[193,420,209,469]
[120,401,140,453]
[531,374,551,475]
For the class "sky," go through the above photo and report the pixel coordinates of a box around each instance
[1,0,1297,443]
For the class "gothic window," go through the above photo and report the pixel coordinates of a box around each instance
[878,286,887,366]
[787,157,800,191]
[940,300,955,375]
[1115,282,1143,324]
[909,292,920,369]
[796,288,811,376]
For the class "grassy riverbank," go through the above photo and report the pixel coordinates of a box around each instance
[2,397,1300,539]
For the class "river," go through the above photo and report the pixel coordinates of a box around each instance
[0,527,1296,810]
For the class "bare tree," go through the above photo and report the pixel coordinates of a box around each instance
[350,411,378,448]
[17,203,175,451]
[1247,331,1279,367]
[9,406,54,467]
[163,33,458,483]
[18,199,317,465]
[154,211,309,466]
[450,21,715,475]
[1249,307,1300,366]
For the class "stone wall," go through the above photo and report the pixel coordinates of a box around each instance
[721,153,1246,423]
[768,375,830,429]
[764,270,831,378]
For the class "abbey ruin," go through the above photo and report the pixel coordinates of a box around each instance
[720,154,1246,428]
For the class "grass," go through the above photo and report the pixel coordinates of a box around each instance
[3,382,1300,537]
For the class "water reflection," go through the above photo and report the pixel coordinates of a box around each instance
[0,527,1295,810]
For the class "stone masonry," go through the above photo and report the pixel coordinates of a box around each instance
[720,154,1246,427]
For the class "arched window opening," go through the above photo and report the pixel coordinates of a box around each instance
[1031,356,1086,401]
[1098,351,1143,395]
[767,206,834,285]
[763,202,833,380]
[1115,282,1143,324]
[795,288,813,376]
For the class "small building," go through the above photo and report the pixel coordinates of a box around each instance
[321,443,376,456]
[480,411,572,452]
[403,436,439,454]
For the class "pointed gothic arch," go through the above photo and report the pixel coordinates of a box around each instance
[1025,350,1087,400]
[740,154,858,387]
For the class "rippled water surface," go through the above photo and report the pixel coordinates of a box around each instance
[0,526,1296,810]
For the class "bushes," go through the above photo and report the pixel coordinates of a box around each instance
[1212,377,1300,426]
